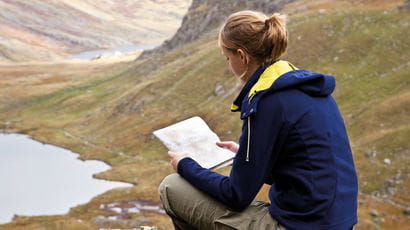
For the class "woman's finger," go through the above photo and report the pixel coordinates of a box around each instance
[216,141,239,153]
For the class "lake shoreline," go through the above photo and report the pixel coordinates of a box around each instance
[0,52,175,229]
[0,132,133,224]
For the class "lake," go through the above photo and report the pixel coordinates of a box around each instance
[65,44,159,60]
[0,133,132,224]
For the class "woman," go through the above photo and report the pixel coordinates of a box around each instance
[159,10,358,230]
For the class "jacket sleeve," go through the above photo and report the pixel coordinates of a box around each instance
[177,95,288,210]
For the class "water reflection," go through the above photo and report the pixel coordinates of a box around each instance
[0,133,132,224]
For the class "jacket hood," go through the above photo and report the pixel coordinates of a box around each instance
[231,61,336,115]
[271,69,335,97]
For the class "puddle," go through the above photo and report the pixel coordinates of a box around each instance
[99,200,166,215]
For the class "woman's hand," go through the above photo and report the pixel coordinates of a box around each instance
[216,141,239,154]
[167,151,189,171]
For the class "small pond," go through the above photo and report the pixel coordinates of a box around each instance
[0,133,132,224]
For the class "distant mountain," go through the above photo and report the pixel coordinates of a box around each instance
[0,0,191,62]
[140,0,295,59]
[0,0,409,229]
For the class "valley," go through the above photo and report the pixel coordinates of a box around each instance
[0,0,409,229]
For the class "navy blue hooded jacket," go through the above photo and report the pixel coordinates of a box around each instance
[177,61,358,230]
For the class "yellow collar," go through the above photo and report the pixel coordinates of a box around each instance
[231,60,297,111]
[248,60,297,98]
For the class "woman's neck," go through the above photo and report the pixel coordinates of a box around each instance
[241,61,262,83]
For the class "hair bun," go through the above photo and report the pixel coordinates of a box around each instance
[265,13,286,27]
[219,10,288,70]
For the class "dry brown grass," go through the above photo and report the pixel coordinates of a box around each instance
[0,60,130,98]
[0,0,409,229]
[283,0,403,16]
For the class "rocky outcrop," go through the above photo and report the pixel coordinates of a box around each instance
[139,0,296,59]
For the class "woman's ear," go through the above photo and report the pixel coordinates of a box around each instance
[237,49,248,65]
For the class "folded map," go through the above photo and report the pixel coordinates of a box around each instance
[153,116,235,169]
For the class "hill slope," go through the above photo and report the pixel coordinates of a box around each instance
[139,0,295,58]
[0,0,191,62]
[0,0,409,229]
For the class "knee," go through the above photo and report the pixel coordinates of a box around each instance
[158,173,184,215]
[158,173,181,198]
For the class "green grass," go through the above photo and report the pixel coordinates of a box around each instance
[1,6,409,230]
[284,9,410,201]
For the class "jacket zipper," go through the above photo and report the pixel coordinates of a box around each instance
[245,92,256,163]
[246,116,250,162]
[248,91,256,103]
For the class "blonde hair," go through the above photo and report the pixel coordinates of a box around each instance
[219,10,288,80]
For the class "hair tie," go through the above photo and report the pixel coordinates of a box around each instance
[264,18,271,28]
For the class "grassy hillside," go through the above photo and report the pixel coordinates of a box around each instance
[0,0,409,229]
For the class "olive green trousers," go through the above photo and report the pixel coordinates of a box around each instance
[158,173,287,230]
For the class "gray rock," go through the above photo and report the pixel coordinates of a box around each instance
[128,218,151,227]
[365,151,377,158]
[385,179,395,187]
[404,207,410,215]
[369,209,379,217]
[358,200,366,205]
[138,227,158,230]
[398,0,410,11]
[214,85,225,96]
[93,215,150,227]
[373,217,385,224]
[383,158,391,165]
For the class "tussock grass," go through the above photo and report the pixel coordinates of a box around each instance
[0,2,409,229]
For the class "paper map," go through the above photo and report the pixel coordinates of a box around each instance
[153,116,235,169]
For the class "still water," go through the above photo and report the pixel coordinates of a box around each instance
[0,133,132,224]
[65,44,159,60]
